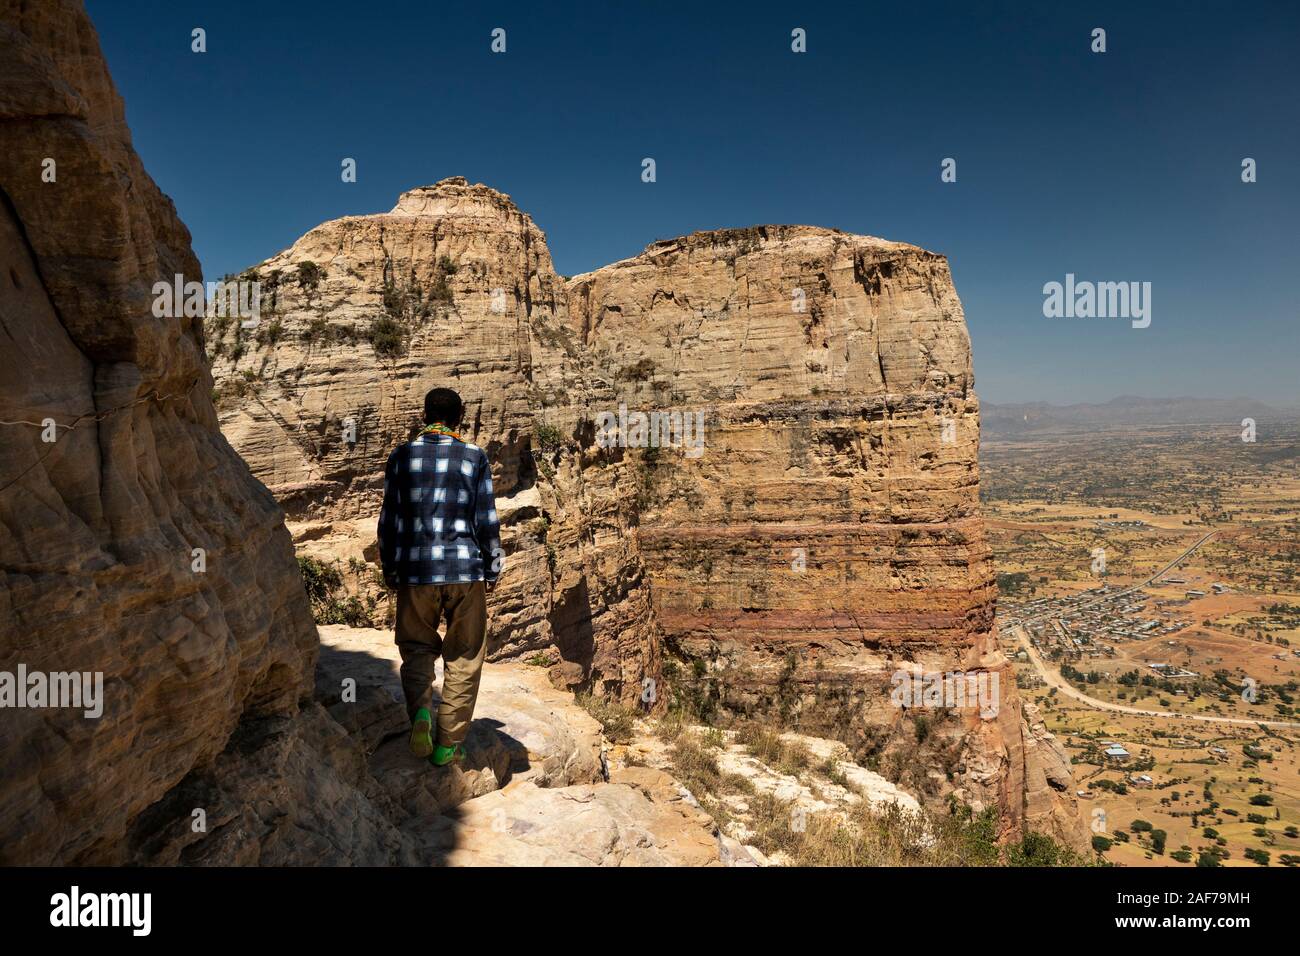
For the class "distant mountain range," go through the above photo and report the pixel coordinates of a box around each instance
[981,396,1294,437]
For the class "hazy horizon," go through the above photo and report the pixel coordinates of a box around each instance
[86,0,1300,406]
[982,394,1300,409]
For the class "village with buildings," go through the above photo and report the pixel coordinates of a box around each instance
[1000,581,1215,672]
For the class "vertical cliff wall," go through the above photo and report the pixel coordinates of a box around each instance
[568,227,987,661]
[207,189,1083,845]
[0,0,316,863]
[567,228,1080,841]
[566,228,985,724]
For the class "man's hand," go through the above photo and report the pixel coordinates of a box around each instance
[485,579,498,595]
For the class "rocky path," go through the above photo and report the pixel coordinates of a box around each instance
[315,626,745,865]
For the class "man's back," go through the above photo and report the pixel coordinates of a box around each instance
[378,432,501,586]
[382,389,499,767]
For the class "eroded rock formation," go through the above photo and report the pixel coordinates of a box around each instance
[208,175,669,704]
[0,0,315,863]
[204,182,1084,846]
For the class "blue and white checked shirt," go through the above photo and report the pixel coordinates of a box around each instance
[377,433,502,586]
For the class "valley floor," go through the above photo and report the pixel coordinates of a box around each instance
[984,422,1300,868]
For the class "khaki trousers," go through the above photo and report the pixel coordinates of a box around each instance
[395,582,488,747]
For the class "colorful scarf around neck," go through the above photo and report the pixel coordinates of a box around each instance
[420,422,462,441]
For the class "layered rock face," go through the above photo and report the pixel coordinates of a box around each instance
[570,229,985,665]
[0,0,315,863]
[568,229,1081,843]
[208,189,1083,845]
[206,177,661,703]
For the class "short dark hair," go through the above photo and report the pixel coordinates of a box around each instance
[423,387,463,426]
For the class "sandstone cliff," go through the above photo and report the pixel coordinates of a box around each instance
[0,0,315,863]
[207,177,660,703]
[204,183,1084,847]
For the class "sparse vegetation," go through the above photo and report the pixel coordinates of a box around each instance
[297,555,375,627]
[744,794,1087,868]
[367,315,406,358]
[733,720,812,776]
[302,318,359,347]
[365,258,458,358]
[297,260,324,290]
[534,421,565,453]
[617,357,656,382]
[634,444,662,511]
[576,692,638,744]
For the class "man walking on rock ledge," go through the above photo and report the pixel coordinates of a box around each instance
[378,387,502,767]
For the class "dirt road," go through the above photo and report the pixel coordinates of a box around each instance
[1010,624,1300,731]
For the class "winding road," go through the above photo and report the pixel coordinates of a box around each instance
[1011,623,1300,730]
[1010,530,1300,730]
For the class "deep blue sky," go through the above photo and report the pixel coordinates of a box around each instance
[86,1,1299,404]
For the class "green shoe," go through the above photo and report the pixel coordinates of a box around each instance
[409,708,434,759]
[429,743,465,767]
